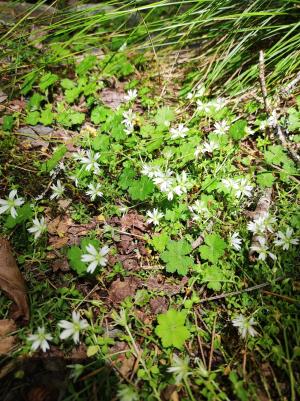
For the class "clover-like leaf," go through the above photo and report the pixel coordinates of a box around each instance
[128,176,154,201]
[155,309,190,349]
[160,239,194,276]
[199,233,226,264]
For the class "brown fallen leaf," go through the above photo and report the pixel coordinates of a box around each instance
[0,238,29,320]
[0,319,17,355]
[108,277,141,304]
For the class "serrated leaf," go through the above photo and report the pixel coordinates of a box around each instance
[155,107,175,128]
[39,72,59,92]
[91,106,111,125]
[201,265,227,291]
[40,105,54,126]
[256,172,276,188]
[118,167,136,190]
[199,233,226,264]
[229,119,247,141]
[2,115,15,131]
[61,78,75,90]
[128,176,154,200]
[150,232,170,253]
[76,55,97,76]
[26,111,40,125]
[160,239,194,276]
[28,93,44,111]
[155,309,190,349]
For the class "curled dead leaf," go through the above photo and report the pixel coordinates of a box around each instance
[0,319,17,355]
[0,238,29,320]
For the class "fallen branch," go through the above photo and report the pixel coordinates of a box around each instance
[280,71,300,96]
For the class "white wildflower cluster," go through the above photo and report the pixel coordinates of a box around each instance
[28,311,89,353]
[142,164,190,200]
[86,182,103,201]
[73,149,101,175]
[122,109,137,135]
[196,97,226,113]
[186,84,206,100]
[222,177,253,199]
[259,110,278,130]
[189,199,210,221]
[247,212,298,260]
[50,179,65,200]
[167,354,191,384]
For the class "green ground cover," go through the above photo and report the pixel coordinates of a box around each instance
[0,1,299,400]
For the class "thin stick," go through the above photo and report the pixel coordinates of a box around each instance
[281,71,300,96]
[197,276,284,304]
[259,50,270,114]
[208,314,217,371]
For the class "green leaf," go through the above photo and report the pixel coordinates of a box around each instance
[39,72,59,92]
[40,144,67,173]
[201,265,227,291]
[287,108,300,132]
[128,176,154,201]
[91,106,111,124]
[2,115,15,132]
[67,246,87,276]
[76,55,97,76]
[28,93,44,111]
[70,111,85,126]
[150,232,169,253]
[26,111,40,125]
[118,167,136,190]
[21,71,37,95]
[87,345,99,357]
[5,203,33,229]
[155,309,190,349]
[61,78,75,90]
[40,105,54,126]
[199,233,226,264]
[155,107,175,128]
[229,119,247,141]
[65,87,82,103]
[256,172,276,188]
[92,135,110,151]
[160,239,194,276]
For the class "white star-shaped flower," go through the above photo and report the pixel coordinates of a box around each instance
[58,311,89,344]
[229,232,242,251]
[146,208,164,226]
[28,327,53,352]
[232,315,258,339]
[124,89,137,102]
[0,190,24,218]
[170,124,189,139]
[28,216,47,240]
[50,180,65,200]
[273,227,299,250]
[86,183,103,201]
[213,120,229,135]
[250,236,276,261]
[81,243,110,273]
[80,150,101,175]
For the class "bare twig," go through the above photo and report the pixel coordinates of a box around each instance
[259,50,270,114]
[197,276,284,304]
[280,71,300,96]
[208,314,217,371]
[192,220,214,249]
